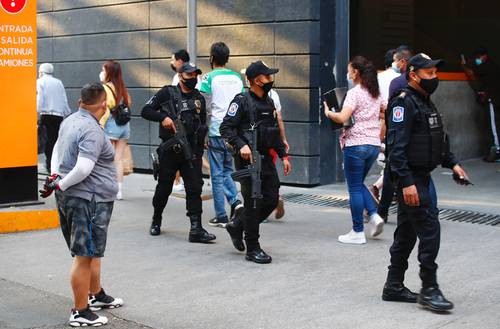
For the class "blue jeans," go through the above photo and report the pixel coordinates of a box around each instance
[343,145,380,232]
[208,137,240,218]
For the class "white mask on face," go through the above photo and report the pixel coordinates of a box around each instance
[99,71,106,82]
[346,72,354,89]
[391,62,401,73]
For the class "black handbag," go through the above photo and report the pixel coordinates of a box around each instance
[104,84,131,125]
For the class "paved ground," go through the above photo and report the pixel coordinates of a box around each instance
[0,159,499,329]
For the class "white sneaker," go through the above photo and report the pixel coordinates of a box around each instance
[69,307,108,327]
[338,230,366,244]
[172,183,185,192]
[88,288,123,311]
[367,213,384,237]
[116,190,123,200]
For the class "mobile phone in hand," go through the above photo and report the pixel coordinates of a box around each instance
[453,172,473,186]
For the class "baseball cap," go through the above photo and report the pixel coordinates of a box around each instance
[179,62,202,75]
[245,61,279,80]
[408,53,444,72]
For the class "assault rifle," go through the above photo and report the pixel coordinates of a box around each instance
[160,95,194,168]
[231,123,263,208]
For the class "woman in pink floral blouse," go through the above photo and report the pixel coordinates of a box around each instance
[324,56,386,244]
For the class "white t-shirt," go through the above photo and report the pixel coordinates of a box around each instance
[377,69,400,102]
[269,89,282,112]
[200,68,244,137]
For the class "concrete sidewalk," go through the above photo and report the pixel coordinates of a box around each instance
[1,158,499,329]
[288,158,500,215]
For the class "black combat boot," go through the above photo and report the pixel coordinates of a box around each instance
[382,282,418,303]
[418,286,454,312]
[246,248,272,264]
[188,216,216,243]
[225,216,245,251]
[150,217,162,236]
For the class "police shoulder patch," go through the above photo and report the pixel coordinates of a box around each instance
[227,103,239,117]
[392,106,405,123]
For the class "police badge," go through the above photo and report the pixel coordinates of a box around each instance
[194,100,202,114]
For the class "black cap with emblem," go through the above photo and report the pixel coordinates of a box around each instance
[180,62,202,75]
[408,53,444,72]
[245,60,279,80]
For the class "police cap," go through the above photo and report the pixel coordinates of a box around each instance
[245,60,279,80]
[408,53,444,72]
[179,62,202,75]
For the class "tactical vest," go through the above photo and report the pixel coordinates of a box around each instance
[240,92,282,153]
[159,86,207,152]
[402,89,447,169]
[160,86,205,139]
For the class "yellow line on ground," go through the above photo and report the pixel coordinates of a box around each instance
[0,209,59,233]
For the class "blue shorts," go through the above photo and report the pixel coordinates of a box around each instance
[55,191,114,258]
[104,116,130,140]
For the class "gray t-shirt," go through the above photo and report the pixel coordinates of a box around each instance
[57,108,118,202]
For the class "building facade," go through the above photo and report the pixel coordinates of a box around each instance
[37,0,492,186]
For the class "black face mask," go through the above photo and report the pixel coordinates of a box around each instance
[170,64,177,72]
[418,77,439,95]
[261,81,274,94]
[182,77,198,90]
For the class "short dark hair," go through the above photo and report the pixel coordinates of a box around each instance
[210,42,230,66]
[396,45,412,60]
[396,45,411,53]
[174,49,190,62]
[384,49,396,69]
[81,83,105,105]
[474,46,488,56]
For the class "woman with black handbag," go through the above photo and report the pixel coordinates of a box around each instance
[99,60,132,200]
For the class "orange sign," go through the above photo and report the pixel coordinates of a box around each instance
[0,0,37,169]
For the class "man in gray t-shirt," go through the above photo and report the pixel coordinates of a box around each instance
[57,106,118,202]
[40,83,122,327]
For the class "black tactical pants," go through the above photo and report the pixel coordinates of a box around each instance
[152,146,203,225]
[387,173,440,288]
[41,114,63,171]
[238,156,280,252]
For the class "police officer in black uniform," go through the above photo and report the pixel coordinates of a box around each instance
[141,62,216,243]
[220,61,291,264]
[382,53,470,312]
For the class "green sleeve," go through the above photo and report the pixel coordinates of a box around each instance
[200,73,212,94]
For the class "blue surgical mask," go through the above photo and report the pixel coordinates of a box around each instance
[346,73,354,89]
[475,58,483,66]
[391,62,401,73]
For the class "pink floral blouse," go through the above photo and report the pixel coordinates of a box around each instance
[340,84,385,149]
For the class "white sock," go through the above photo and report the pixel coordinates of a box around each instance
[118,182,123,192]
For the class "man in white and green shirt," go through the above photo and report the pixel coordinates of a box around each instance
[200,42,244,227]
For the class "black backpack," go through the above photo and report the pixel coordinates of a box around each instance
[104,84,131,125]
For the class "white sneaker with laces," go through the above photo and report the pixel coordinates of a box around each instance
[88,289,123,311]
[367,213,384,237]
[338,230,366,244]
